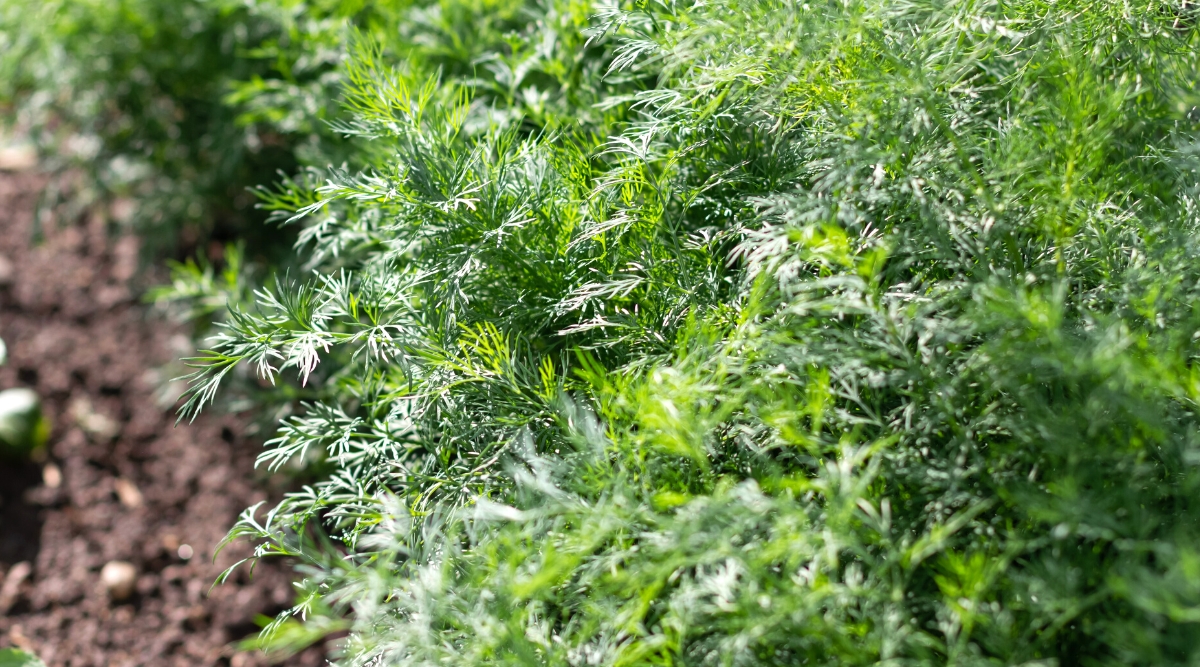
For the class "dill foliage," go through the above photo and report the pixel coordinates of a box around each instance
[181,0,1200,664]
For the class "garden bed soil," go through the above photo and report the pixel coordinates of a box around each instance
[0,171,325,667]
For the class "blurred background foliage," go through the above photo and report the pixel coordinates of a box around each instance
[1,0,390,259]
[0,0,613,260]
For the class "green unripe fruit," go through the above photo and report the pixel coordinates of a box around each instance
[0,388,50,459]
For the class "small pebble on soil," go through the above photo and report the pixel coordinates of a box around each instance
[100,561,137,601]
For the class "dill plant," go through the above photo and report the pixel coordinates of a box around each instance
[179,0,1200,664]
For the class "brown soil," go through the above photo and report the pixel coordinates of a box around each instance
[0,172,325,667]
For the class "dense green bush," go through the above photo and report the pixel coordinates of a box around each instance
[183,0,1200,664]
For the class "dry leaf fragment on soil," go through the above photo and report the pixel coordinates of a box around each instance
[41,464,61,489]
[69,397,120,441]
[5,625,34,653]
[0,562,32,614]
[113,477,142,508]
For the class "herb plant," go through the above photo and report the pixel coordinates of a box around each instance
[178,0,1200,664]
